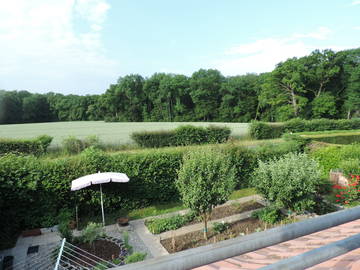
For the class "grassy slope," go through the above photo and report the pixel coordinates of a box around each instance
[0,121,249,147]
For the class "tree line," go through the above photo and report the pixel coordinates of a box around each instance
[1,48,359,124]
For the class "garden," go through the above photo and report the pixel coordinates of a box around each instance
[1,119,360,266]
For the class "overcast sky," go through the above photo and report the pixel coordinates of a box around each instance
[0,0,359,95]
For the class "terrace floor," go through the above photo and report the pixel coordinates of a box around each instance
[194,219,360,270]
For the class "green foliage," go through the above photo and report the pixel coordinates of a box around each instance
[212,221,230,234]
[124,252,147,264]
[62,135,102,154]
[132,125,230,148]
[81,222,105,245]
[0,135,52,155]
[131,130,176,148]
[62,136,84,154]
[249,121,284,139]
[0,139,303,235]
[252,206,283,224]
[176,148,236,238]
[250,119,360,139]
[252,152,321,213]
[310,144,360,177]
[146,212,195,234]
[339,159,360,176]
[58,222,73,242]
[122,231,133,253]
[282,133,311,151]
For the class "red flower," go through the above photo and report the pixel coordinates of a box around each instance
[336,194,341,197]
[336,200,340,202]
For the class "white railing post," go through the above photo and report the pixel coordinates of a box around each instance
[54,238,66,270]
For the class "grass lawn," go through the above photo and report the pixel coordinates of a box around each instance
[297,129,360,137]
[0,121,249,148]
[78,188,258,228]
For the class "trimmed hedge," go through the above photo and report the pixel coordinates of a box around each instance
[0,135,53,156]
[250,119,360,139]
[131,125,231,148]
[0,140,303,243]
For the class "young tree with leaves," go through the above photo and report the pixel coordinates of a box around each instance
[176,148,236,240]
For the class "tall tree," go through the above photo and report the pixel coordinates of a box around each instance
[190,69,224,121]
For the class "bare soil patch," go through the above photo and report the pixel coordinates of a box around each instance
[161,217,271,253]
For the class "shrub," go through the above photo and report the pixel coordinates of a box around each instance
[146,212,195,234]
[0,139,303,236]
[282,133,311,151]
[250,119,360,140]
[251,152,321,213]
[176,148,236,239]
[62,136,84,154]
[125,252,147,264]
[0,135,52,156]
[131,125,231,148]
[81,222,105,245]
[339,159,360,176]
[249,121,284,139]
[206,125,231,143]
[131,130,176,148]
[212,221,230,234]
[252,206,283,224]
[36,135,53,151]
[58,222,73,242]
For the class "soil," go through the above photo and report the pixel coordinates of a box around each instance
[209,201,263,220]
[75,239,121,266]
[161,217,271,253]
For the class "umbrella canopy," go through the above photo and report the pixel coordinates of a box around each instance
[71,172,129,191]
[71,172,129,226]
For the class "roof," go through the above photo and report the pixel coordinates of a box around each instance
[194,219,360,270]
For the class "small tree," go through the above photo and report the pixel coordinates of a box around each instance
[252,152,321,213]
[176,148,236,239]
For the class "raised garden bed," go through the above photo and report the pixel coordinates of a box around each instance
[146,200,263,234]
[161,217,271,253]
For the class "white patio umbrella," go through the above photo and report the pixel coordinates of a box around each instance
[71,172,130,226]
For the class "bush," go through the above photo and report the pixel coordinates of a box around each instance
[250,121,284,139]
[282,133,311,151]
[212,221,230,234]
[62,136,84,154]
[252,206,283,224]
[0,139,303,235]
[146,212,195,234]
[252,152,321,213]
[131,125,231,148]
[250,119,360,140]
[206,125,231,143]
[339,159,360,176]
[58,222,73,242]
[81,222,105,245]
[0,135,53,156]
[131,131,176,148]
[125,252,147,264]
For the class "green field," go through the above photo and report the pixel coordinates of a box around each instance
[0,121,249,147]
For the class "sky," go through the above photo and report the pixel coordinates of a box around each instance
[0,0,359,95]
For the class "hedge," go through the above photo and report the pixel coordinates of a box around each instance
[250,119,360,139]
[0,135,53,156]
[0,140,303,243]
[131,125,231,148]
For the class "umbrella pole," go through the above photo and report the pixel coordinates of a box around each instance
[100,183,105,227]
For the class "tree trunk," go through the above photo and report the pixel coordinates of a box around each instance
[203,213,208,240]
[290,89,298,116]
[347,110,351,120]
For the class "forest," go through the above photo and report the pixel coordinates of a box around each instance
[1,48,359,124]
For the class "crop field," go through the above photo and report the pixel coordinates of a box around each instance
[0,121,249,147]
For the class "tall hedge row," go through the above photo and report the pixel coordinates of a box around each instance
[0,140,303,239]
[250,119,360,139]
[0,135,53,155]
[131,125,231,148]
